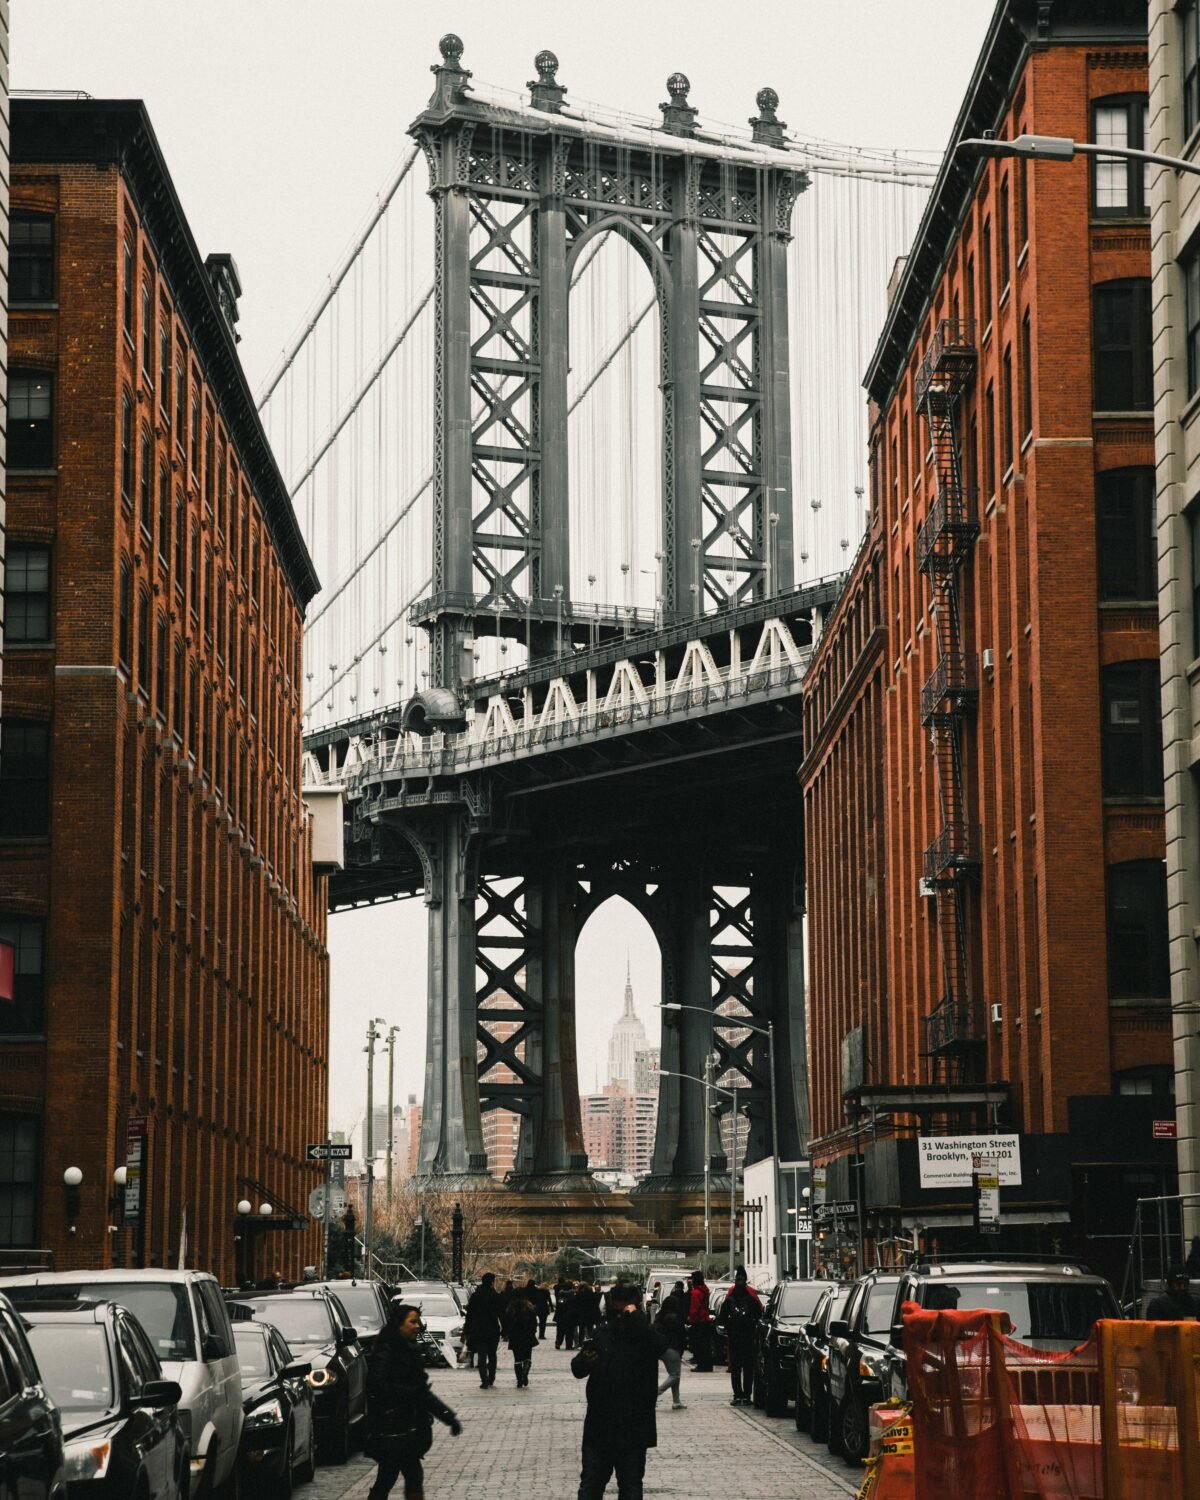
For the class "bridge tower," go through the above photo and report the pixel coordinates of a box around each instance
[394,37,809,1190]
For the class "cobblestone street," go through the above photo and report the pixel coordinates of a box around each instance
[307,1345,857,1500]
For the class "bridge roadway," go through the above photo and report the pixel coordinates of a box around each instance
[305,1342,857,1500]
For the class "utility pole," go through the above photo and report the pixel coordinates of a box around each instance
[729,1082,739,1272]
[703,1049,713,1266]
[365,1018,385,1279]
[386,1025,399,1209]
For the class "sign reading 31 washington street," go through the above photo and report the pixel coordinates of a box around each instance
[917,1134,1022,1188]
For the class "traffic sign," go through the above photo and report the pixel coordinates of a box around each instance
[307,1142,352,1161]
[814,1200,856,1220]
[1152,1119,1177,1140]
[308,1185,347,1220]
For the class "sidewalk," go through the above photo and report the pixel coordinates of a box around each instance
[306,1343,857,1499]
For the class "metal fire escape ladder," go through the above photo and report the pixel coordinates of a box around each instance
[915,319,981,1083]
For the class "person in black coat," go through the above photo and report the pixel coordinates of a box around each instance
[527,1278,552,1339]
[462,1271,504,1389]
[572,1283,667,1499]
[716,1266,764,1405]
[503,1292,540,1387]
[556,1280,578,1349]
[365,1302,462,1500]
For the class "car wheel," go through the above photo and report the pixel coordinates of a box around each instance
[751,1367,765,1409]
[794,1382,811,1432]
[295,1425,316,1486]
[811,1385,828,1443]
[841,1392,868,1467]
[826,1396,845,1456]
[324,1417,350,1466]
[764,1362,787,1418]
[276,1429,294,1500]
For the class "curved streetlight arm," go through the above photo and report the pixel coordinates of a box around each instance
[659,1000,770,1037]
[957,133,1200,177]
[659,1067,737,1100]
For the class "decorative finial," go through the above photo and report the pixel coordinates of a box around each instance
[660,72,699,137]
[529,49,567,113]
[439,33,464,64]
[751,87,786,148]
[428,33,472,111]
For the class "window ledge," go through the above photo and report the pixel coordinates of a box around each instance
[3,641,55,651]
[1099,599,1157,612]
[1103,796,1166,807]
[1093,410,1154,421]
[981,320,993,348]
[1002,464,1015,488]
[9,467,58,478]
[1180,387,1200,431]
[0,1035,48,1044]
[0,835,51,846]
[1017,243,1029,270]
[1020,430,1034,455]
[999,283,1012,311]
[1108,997,1170,1010]
[10,301,59,312]
[1186,655,1200,683]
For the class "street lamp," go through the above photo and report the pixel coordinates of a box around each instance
[63,1167,82,1236]
[236,1199,252,1217]
[659,1064,740,1271]
[956,131,1200,177]
[660,1001,784,1284]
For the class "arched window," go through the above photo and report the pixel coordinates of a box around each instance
[118,559,132,668]
[154,612,167,714]
[139,426,152,534]
[158,463,170,562]
[120,392,133,502]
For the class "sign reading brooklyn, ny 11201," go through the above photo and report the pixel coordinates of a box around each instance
[917,1134,1022,1188]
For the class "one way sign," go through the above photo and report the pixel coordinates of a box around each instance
[307,1142,352,1161]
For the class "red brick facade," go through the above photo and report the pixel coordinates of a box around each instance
[801,4,1174,1271]
[0,100,330,1283]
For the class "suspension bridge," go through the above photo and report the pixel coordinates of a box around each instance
[269,37,934,1215]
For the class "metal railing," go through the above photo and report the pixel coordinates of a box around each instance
[0,1247,54,1275]
[916,488,980,574]
[924,997,981,1055]
[1120,1193,1200,1311]
[923,821,982,884]
[920,651,979,725]
[914,317,978,405]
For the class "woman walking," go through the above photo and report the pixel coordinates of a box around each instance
[365,1301,463,1500]
[502,1289,539,1387]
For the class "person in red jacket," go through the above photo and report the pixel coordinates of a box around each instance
[685,1269,714,1371]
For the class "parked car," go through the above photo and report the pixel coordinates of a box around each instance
[0,1289,66,1500]
[794,1281,852,1443]
[751,1279,827,1416]
[705,1280,734,1364]
[20,1298,186,1500]
[297,1281,389,1350]
[393,1280,464,1314]
[4,1269,242,1498]
[826,1270,902,1466]
[407,1292,465,1362]
[880,1258,1123,1403]
[232,1320,315,1498]
[227,1290,365,1465]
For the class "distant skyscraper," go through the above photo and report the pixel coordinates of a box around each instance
[634,1047,661,1092]
[608,961,649,1087]
[580,1082,658,1178]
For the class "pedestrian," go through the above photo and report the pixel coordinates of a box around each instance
[530,1279,552,1340]
[503,1290,539,1387]
[463,1271,504,1388]
[364,1300,462,1500]
[685,1269,714,1371]
[1187,1236,1200,1279]
[576,1280,601,1340]
[648,1280,663,1312]
[556,1280,578,1350]
[572,1283,667,1499]
[716,1266,763,1405]
[654,1280,688,1411]
[1146,1266,1200,1320]
[499,1277,516,1312]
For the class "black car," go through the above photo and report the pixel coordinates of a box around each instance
[297,1282,389,1351]
[751,1280,827,1416]
[826,1270,902,1467]
[0,1290,66,1500]
[794,1281,851,1443]
[20,1299,186,1499]
[880,1258,1123,1403]
[228,1290,365,1465]
[233,1320,315,1498]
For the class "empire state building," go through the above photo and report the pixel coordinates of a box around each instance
[608,962,649,1087]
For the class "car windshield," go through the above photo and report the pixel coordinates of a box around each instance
[240,1298,333,1347]
[27,1324,115,1417]
[779,1283,826,1318]
[325,1286,383,1331]
[233,1326,271,1378]
[413,1297,458,1317]
[12,1282,196,1362]
[924,1280,1116,1343]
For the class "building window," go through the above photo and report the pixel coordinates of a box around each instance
[137,591,150,696]
[159,319,171,414]
[175,357,186,442]
[158,464,170,562]
[190,394,200,478]
[981,217,992,321]
[9,372,53,469]
[998,176,1010,290]
[1020,312,1033,439]
[1101,662,1163,798]
[1115,1066,1174,1097]
[10,212,55,303]
[205,426,215,512]
[983,381,995,495]
[1002,346,1014,472]
[1187,1,1200,137]
[1186,251,1200,399]
[5,544,52,644]
[122,239,134,336]
[1108,859,1169,1000]
[141,280,153,375]
[1094,279,1153,411]
[0,723,50,838]
[1017,156,1029,249]
[172,641,184,739]
[189,524,199,617]
[155,614,167,716]
[203,547,214,638]
[188,668,199,756]
[139,427,152,535]
[120,393,133,502]
[1098,468,1156,602]
[1093,97,1148,216]
[118,560,132,668]
[174,496,185,594]
[0,1117,39,1242]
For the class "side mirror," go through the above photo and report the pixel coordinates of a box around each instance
[804,1321,819,1339]
[140,1380,183,1409]
[828,1319,850,1341]
[201,1334,225,1362]
[336,1326,358,1348]
[890,1321,906,1350]
[281,1361,311,1380]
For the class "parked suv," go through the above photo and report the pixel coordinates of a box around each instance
[0,1289,65,1500]
[4,1269,242,1497]
[751,1280,827,1416]
[795,1281,852,1443]
[826,1270,902,1467]
[881,1258,1122,1403]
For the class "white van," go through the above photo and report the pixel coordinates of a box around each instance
[2,1268,242,1496]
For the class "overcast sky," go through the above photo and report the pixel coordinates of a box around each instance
[16,0,995,1151]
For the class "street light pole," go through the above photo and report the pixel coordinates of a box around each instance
[729,1082,739,1271]
[703,1049,713,1267]
[386,1025,398,1209]
[365,1017,386,1279]
[957,131,1200,178]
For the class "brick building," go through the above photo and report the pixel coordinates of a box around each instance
[0,98,330,1282]
[802,0,1174,1277]
[580,1082,657,1179]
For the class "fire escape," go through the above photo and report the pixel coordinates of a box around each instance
[915,319,982,1083]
